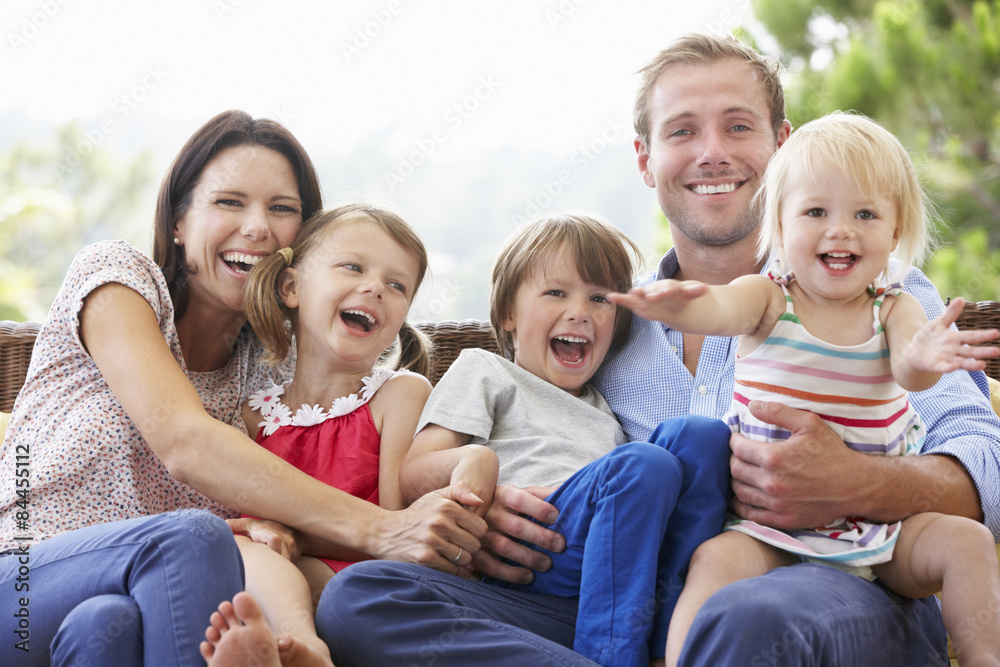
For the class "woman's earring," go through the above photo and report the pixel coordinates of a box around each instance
[173,237,181,246]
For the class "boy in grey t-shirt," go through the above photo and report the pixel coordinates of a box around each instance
[399,213,732,666]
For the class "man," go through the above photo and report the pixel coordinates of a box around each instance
[316,34,1000,666]
[592,33,1000,665]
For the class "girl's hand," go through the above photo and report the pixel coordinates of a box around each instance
[608,279,708,323]
[225,517,303,562]
[904,297,1000,374]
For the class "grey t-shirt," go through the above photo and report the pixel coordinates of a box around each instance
[416,348,629,488]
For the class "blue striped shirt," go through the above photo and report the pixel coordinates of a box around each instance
[593,249,1000,538]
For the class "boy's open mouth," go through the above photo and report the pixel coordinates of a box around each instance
[341,309,377,333]
[821,252,857,270]
[550,335,590,364]
[221,252,262,274]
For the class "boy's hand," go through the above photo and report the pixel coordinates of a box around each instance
[904,297,1000,373]
[609,279,708,322]
[449,445,499,518]
[226,517,303,562]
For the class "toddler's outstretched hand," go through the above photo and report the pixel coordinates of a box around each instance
[904,297,1000,373]
[609,279,708,323]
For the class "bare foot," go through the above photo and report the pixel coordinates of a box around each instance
[200,592,334,667]
[200,592,280,667]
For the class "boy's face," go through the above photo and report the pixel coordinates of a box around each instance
[503,246,616,396]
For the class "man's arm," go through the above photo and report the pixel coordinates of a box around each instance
[729,400,984,528]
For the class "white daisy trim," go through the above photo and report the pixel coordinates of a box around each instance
[251,367,398,437]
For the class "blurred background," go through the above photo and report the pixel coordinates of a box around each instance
[2,0,998,323]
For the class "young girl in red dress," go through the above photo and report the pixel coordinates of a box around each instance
[200,203,448,667]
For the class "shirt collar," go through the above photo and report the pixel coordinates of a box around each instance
[654,248,773,282]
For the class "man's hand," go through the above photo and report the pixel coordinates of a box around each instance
[226,517,303,561]
[471,484,566,584]
[729,401,868,529]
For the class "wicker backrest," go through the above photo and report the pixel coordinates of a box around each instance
[416,319,499,385]
[0,321,41,413]
[954,300,1000,383]
[1,302,998,412]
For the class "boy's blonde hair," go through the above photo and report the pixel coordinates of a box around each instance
[244,203,432,376]
[756,111,935,282]
[634,33,786,148]
[490,212,643,360]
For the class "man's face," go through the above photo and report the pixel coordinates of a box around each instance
[637,58,790,250]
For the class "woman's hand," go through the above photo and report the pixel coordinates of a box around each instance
[225,517,303,561]
[372,486,489,576]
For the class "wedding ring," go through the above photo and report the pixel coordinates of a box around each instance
[449,547,464,563]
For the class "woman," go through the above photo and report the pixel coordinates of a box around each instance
[0,110,485,666]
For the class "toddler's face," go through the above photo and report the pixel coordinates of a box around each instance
[779,160,899,301]
[503,246,616,396]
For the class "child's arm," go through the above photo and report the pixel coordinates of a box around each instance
[370,372,433,511]
[399,425,500,515]
[609,274,777,336]
[888,295,1000,392]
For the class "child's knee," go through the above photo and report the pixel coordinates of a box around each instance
[613,442,683,490]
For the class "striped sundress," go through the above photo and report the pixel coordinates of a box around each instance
[724,280,923,572]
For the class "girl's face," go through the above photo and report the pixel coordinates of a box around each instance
[778,160,899,303]
[281,222,420,373]
[502,245,616,396]
[174,145,303,318]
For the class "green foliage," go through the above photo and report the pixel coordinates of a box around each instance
[0,124,155,320]
[924,227,1000,301]
[752,0,1000,300]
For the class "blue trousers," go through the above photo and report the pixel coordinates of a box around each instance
[317,415,732,667]
[0,509,244,666]
[677,562,949,666]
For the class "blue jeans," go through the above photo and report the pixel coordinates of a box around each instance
[677,562,948,666]
[503,416,732,664]
[317,416,733,667]
[0,509,244,666]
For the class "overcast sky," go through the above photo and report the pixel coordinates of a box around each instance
[2,0,761,320]
[3,0,758,155]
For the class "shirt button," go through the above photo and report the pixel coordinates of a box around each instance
[672,345,679,354]
[698,386,707,395]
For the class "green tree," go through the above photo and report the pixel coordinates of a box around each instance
[0,124,154,321]
[751,0,1000,300]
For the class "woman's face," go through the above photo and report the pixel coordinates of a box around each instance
[174,145,303,319]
